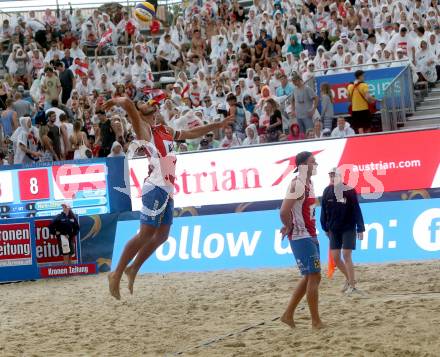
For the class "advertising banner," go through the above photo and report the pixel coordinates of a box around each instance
[128,129,440,210]
[112,198,440,274]
[35,219,79,265]
[39,263,97,278]
[315,66,405,114]
[0,222,33,267]
[0,219,40,282]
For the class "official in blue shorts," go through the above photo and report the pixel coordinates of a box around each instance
[320,167,365,295]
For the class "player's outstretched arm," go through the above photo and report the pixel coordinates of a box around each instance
[174,115,235,140]
[103,98,151,141]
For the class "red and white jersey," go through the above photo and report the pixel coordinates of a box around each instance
[142,124,177,194]
[289,178,317,240]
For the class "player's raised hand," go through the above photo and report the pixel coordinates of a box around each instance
[103,99,117,111]
[219,115,235,128]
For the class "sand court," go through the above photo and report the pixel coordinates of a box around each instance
[1,261,439,357]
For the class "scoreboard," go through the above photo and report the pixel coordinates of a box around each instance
[0,161,110,218]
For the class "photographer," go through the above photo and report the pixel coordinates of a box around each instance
[49,203,80,265]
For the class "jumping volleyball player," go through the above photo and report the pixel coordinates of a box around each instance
[105,97,233,299]
[279,151,324,329]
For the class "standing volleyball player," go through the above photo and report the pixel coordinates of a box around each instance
[279,151,324,329]
[320,167,365,295]
[104,97,233,299]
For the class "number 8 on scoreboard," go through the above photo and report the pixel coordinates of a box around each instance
[18,169,50,201]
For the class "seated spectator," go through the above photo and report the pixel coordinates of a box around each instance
[45,41,64,63]
[204,131,220,149]
[0,151,8,165]
[156,34,181,71]
[286,123,305,141]
[81,22,99,52]
[331,117,356,138]
[415,40,437,83]
[242,124,260,146]
[309,120,325,139]
[220,126,241,148]
[265,98,283,143]
[76,76,93,97]
[70,41,86,59]
[198,137,210,151]
[107,141,125,157]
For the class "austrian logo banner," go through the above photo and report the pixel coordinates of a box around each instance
[128,129,440,209]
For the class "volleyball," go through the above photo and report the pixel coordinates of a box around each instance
[134,2,156,24]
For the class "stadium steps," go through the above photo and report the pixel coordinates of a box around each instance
[404,82,440,128]
[403,116,440,128]
[417,103,440,110]
[421,96,440,102]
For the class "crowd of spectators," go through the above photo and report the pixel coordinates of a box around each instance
[1,0,440,165]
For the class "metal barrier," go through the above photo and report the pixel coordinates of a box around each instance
[312,60,410,74]
[380,65,415,131]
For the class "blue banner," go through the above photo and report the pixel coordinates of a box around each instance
[79,213,120,272]
[106,157,132,213]
[315,66,406,115]
[112,198,440,273]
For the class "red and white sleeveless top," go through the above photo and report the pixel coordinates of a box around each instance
[144,124,177,194]
[289,179,317,240]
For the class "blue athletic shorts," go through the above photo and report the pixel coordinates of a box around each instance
[140,185,174,227]
[289,238,321,276]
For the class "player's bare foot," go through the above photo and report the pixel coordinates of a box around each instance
[312,320,325,330]
[108,272,121,300]
[280,313,296,328]
[124,266,136,295]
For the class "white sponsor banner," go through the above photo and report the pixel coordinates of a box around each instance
[128,139,347,210]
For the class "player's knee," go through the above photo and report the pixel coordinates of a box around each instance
[154,233,168,245]
[342,250,353,262]
[307,272,321,287]
[332,252,342,264]
[139,224,157,240]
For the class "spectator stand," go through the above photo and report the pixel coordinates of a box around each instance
[2,0,440,167]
